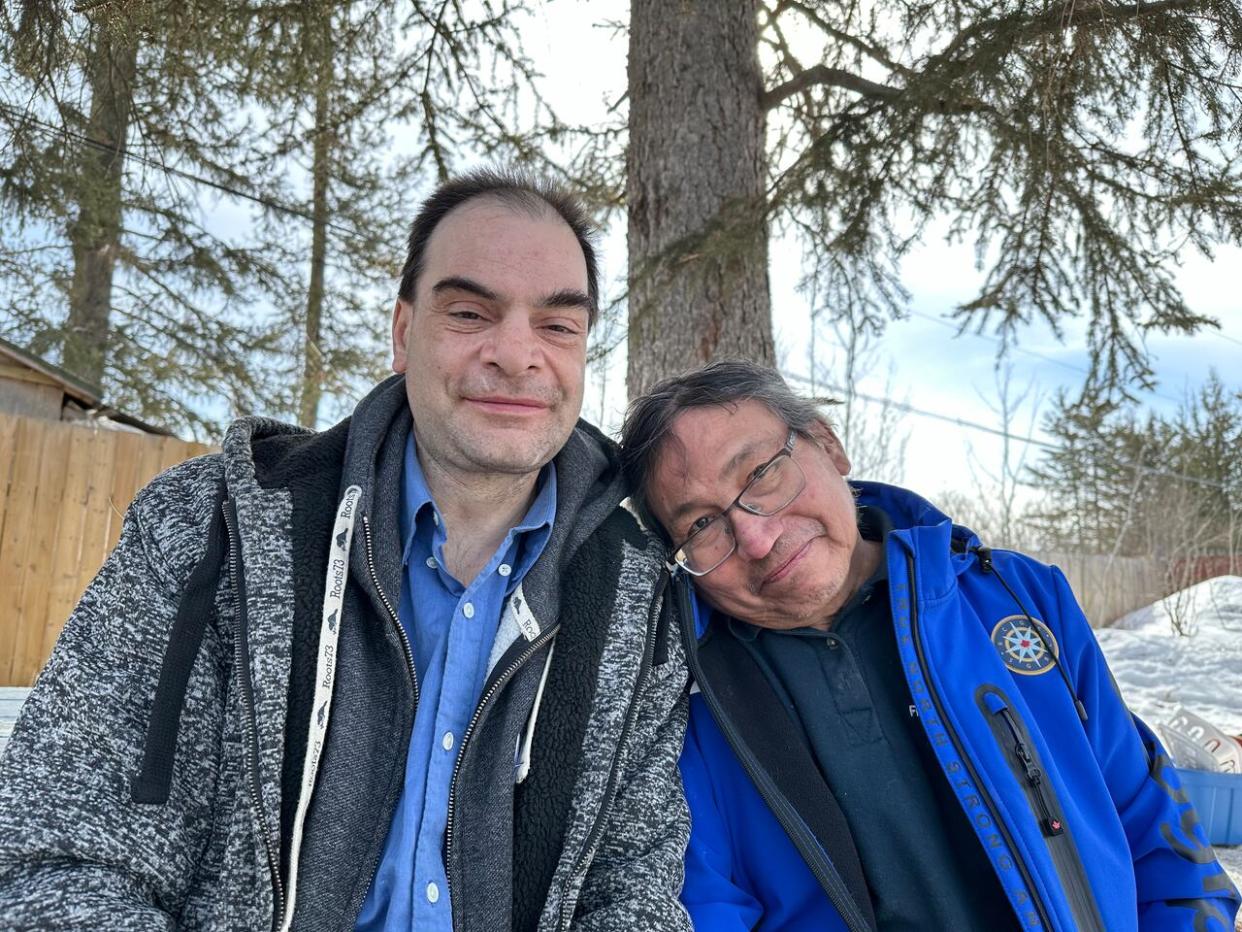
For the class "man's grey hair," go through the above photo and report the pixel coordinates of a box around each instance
[619,359,838,539]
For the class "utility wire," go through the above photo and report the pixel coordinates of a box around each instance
[822,307,1230,407]
[0,103,372,246]
[897,308,1193,407]
[7,102,1240,357]
[781,367,1235,493]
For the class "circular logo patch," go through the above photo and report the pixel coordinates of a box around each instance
[991,614,1059,676]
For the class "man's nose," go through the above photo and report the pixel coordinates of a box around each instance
[482,312,542,375]
[730,508,782,561]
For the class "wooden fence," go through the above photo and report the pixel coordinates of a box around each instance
[1032,551,1165,628]
[0,413,215,686]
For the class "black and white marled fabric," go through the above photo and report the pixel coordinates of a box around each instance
[0,375,691,932]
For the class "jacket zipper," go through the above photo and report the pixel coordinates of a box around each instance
[996,706,1063,837]
[553,570,666,932]
[222,500,286,929]
[357,514,419,907]
[902,552,1054,931]
[443,623,560,930]
[979,687,1106,932]
[361,515,418,703]
[677,576,873,932]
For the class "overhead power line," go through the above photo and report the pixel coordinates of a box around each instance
[780,367,1234,493]
[897,308,1195,407]
[0,104,372,246]
[819,307,1234,407]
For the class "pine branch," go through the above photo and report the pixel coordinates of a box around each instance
[774,0,912,77]
[932,0,1207,68]
[764,64,901,109]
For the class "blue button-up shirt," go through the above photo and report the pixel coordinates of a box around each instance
[355,433,556,931]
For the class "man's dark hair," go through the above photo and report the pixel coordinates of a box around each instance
[397,167,600,325]
[620,359,838,537]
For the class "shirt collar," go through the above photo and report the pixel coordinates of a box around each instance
[399,431,558,568]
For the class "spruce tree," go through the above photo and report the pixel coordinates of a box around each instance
[1,0,557,434]
[624,1,1242,397]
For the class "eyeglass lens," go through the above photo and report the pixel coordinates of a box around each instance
[679,454,804,575]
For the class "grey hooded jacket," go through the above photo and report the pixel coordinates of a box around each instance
[0,376,691,932]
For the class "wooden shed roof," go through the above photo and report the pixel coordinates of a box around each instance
[0,336,173,436]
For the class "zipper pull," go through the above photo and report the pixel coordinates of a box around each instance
[999,704,1066,837]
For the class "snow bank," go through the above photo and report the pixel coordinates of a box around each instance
[1094,575,1242,902]
[1094,575,1242,738]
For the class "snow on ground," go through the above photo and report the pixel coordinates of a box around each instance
[1094,575,1242,909]
[1096,575,1242,735]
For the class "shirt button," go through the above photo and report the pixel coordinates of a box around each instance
[498,563,512,577]
[463,602,475,619]
[425,556,438,569]
[426,881,440,904]
[442,731,454,751]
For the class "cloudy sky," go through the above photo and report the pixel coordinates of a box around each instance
[148,3,1239,506]
[529,2,1242,505]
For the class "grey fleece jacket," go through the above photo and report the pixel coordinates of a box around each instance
[0,376,691,932]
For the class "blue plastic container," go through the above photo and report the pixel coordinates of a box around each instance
[1177,767,1242,846]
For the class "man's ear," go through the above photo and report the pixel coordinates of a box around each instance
[391,298,412,374]
[807,419,852,477]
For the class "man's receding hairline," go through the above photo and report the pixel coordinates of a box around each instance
[419,192,586,276]
[436,189,566,229]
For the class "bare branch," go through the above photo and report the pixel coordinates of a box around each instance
[764,64,901,109]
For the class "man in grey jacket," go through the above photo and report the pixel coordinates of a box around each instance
[0,169,691,931]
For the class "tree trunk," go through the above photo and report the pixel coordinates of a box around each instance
[63,16,139,390]
[625,0,773,398]
[299,14,334,428]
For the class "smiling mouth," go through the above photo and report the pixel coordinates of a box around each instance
[465,397,550,414]
[762,539,814,587]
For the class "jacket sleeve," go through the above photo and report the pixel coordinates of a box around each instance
[569,657,694,932]
[1049,566,1241,931]
[0,469,227,929]
[678,704,763,931]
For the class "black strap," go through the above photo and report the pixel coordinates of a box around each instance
[700,632,879,929]
[131,480,229,804]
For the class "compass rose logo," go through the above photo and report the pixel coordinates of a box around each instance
[990,614,1059,676]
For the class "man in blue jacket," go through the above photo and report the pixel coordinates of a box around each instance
[620,360,1240,931]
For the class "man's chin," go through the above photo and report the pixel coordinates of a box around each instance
[456,436,565,476]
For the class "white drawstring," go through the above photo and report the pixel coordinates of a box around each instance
[516,640,557,784]
[279,485,361,932]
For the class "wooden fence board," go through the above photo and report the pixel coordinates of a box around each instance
[42,426,94,664]
[74,429,118,610]
[106,431,147,553]
[10,424,70,684]
[0,413,216,685]
[0,415,19,538]
[0,418,44,683]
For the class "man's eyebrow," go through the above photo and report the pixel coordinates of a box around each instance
[664,439,770,528]
[719,439,767,482]
[431,276,498,301]
[539,288,592,312]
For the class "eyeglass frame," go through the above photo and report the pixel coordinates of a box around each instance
[666,429,805,577]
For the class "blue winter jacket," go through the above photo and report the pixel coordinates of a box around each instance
[677,481,1241,931]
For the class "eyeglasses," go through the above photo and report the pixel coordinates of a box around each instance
[669,431,806,577]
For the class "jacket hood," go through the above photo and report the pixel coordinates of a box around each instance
[220,374,626,528]
[851,480,983,570]
[222,373,632,632]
